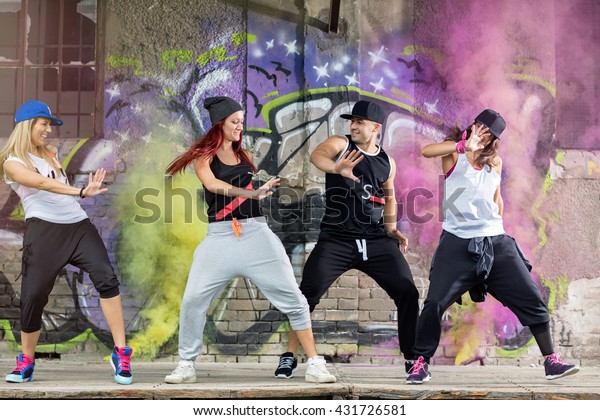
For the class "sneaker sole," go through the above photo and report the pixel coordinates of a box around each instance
[5,373,34,383]
[305,374,336,383]
[546,366,580,380]
[165,375,197,384]
[115,375,133,385]
[406,374,431,385]
[274,367,299,379]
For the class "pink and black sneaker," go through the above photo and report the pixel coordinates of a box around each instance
[405,356,431,384]
[6,353,35,383]
[544,353,579,380]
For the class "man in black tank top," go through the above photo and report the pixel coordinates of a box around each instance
[275,101,420,379]
[320,134,392,238]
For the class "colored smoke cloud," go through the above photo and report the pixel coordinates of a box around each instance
[407,0,571,363]
[115,136,207,359]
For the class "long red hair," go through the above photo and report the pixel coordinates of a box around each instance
[166,120,256,176]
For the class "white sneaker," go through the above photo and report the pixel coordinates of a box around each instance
[164,360,196,384]
[305,356,336,383]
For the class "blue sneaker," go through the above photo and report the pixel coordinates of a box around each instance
[6,354,35,383]
[110,346,133,385]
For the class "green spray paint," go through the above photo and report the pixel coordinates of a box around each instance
[106,55,148,75]
[540,274,557,314]
[196,46,237,67]
[0,320,108,354]
[161,50,195,70]
[8,203,25,221]
[532,150,565,251]
[62,138,90,169]
[258,86,424,130]
[108,32,255,77]
[231,32,256,46]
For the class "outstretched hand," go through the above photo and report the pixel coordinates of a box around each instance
[82,169,109,197]
[255,177,281,200]
[335,149,364,182]
[465,124,491,152]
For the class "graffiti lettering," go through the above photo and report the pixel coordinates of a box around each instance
[587,159,600,176]
[108,32,256,74]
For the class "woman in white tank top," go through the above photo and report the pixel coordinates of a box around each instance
[425,109,504,239]
[406,109,579,385]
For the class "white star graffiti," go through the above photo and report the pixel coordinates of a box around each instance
[369,77,385,93]
[345,72,359,86]
[159,115,186,139]
[266,39,274,50]
[424,99,440,114]
[113,129,130,143]
[283,40,300,56]
[131,102,144,116]
[313,63,330,81]
[368,46,389,67]
[105,84,120,100]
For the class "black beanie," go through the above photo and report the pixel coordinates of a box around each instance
[203,96,243,124]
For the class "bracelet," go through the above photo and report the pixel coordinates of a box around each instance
[79,186,85,198]
[455,139,466,154]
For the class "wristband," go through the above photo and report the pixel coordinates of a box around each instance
[455,139,466,154]
[79,186,85,198]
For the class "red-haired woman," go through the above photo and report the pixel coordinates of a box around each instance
[163,96,335,384]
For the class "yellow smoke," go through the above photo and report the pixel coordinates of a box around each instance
[115,139,207,359]
[448,296,492,366]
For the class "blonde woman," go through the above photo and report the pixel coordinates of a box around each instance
[1,101,133,385]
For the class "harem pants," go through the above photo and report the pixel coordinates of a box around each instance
[413,231,550,358]
[300,235,419,359]
[178,217,311,360]
[20,217,120,333]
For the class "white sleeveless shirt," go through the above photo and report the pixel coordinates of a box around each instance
[441,154,504,239]
[4,154,88,224]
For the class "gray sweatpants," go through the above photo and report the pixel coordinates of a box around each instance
[178,216,311,360]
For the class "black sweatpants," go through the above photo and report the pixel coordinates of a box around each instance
[301,235,419,359]
[412,231,550,358]
[20,217,121,333]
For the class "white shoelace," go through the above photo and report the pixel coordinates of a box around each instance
[172,362,194,375]
[278,357,295,369]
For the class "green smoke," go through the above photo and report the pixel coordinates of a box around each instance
[115,138,207,359]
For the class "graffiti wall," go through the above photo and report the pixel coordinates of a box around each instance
[1,0,598,366]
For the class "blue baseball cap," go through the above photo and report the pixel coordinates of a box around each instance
[15,100,63,126]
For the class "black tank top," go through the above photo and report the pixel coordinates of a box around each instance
[204,156,261,223]
[319,136,391,239]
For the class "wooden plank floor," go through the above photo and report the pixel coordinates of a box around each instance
[0,359,596,400]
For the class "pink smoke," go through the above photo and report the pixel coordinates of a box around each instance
[395,0,572,356]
